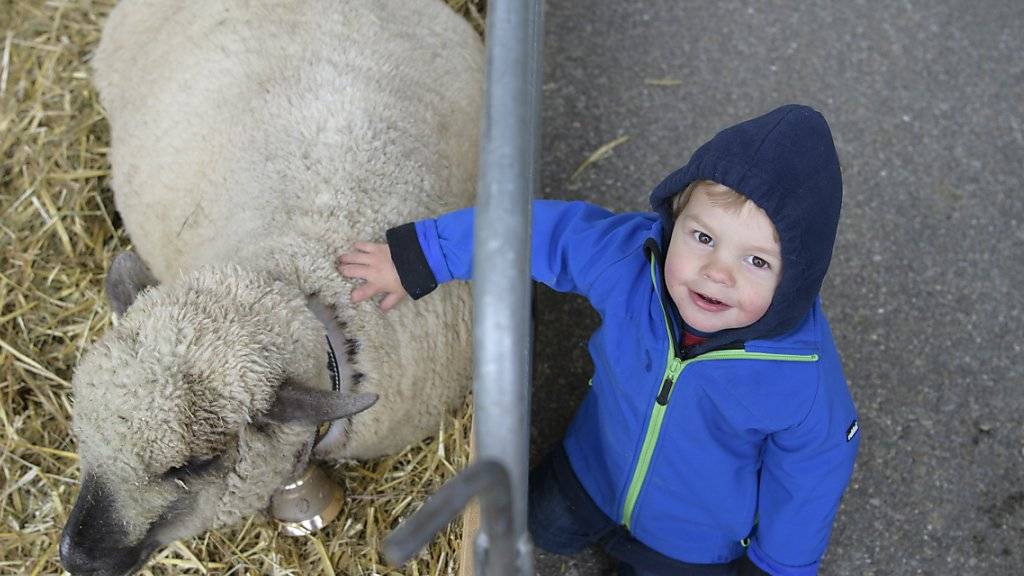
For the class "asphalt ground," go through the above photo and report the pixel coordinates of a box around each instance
[527,1,1024,575]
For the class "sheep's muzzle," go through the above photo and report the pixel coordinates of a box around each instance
[59,474,160,576]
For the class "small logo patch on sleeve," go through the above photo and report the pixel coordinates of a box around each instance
[846,420,859,442]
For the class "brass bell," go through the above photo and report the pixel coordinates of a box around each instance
[271,464,344,536]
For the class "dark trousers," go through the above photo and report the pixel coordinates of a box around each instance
[527,444,765,576]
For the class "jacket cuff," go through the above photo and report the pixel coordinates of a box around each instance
[746,540,820,576]
[737,553,771,576]
[386,222,438,300]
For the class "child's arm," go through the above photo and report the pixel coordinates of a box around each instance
[338,200,651,311]
[746,397,860,575]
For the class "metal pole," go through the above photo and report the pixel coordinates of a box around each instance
[473,0,543,574]
[382,460,511,567]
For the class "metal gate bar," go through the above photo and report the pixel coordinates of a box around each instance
[470,0,544,573]
[382,1,543,574]
[383,1,542,574]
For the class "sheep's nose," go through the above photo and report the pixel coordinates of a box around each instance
[60,489,107,574]
[60,528,150,576]
[60,473,140,575]
[59,530,104,574]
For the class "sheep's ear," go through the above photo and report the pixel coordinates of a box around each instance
[106,251,159,316]
[261,380,378,425]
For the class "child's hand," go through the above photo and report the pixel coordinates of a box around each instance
[335,242,407,312]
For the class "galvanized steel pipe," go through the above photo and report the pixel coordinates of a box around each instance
[472,0,543,574]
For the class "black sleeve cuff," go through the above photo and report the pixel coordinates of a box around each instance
[737,553,770,576]
[386,222,438,300]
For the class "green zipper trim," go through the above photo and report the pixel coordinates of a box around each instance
[619,254,819,529]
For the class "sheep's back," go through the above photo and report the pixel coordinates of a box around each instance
[93,0,483,279]
[92,0,483,458]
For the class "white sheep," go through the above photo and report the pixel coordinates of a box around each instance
[59,0,482,574]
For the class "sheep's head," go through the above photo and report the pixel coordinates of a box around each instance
[60,252,375,576]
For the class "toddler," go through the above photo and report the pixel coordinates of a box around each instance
[337,104,859,576]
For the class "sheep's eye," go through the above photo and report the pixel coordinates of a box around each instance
[163,455,221,480]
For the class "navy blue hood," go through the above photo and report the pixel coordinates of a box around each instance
[650,104,843,345]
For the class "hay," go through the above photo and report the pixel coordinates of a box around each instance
[0,0,484,574]
[643,77,682,87]
[570,136,630,182]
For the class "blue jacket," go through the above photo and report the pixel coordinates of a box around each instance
[386,105,859,575]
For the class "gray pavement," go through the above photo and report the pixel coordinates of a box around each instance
[528,1,1024,575]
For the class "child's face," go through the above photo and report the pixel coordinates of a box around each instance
[664,183,782,334]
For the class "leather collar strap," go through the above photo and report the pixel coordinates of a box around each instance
[325,334,341,393]
[304,296,346,448]
[270,295,351,536]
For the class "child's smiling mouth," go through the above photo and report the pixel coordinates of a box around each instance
[690,289,730,312]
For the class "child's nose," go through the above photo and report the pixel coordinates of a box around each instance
[702,261,734,286]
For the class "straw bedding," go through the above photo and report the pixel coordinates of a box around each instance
[0,1,484,574]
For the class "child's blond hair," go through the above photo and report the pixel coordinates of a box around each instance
[671,180,779,243]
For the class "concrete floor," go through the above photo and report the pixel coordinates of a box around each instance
[528,1,1024,574]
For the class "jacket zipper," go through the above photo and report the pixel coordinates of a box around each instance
[619,251,819,530]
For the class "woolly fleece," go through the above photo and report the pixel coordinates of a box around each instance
[75,0,481,547]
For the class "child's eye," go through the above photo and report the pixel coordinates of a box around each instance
[747,255,771,269]
[692,231,713,245]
